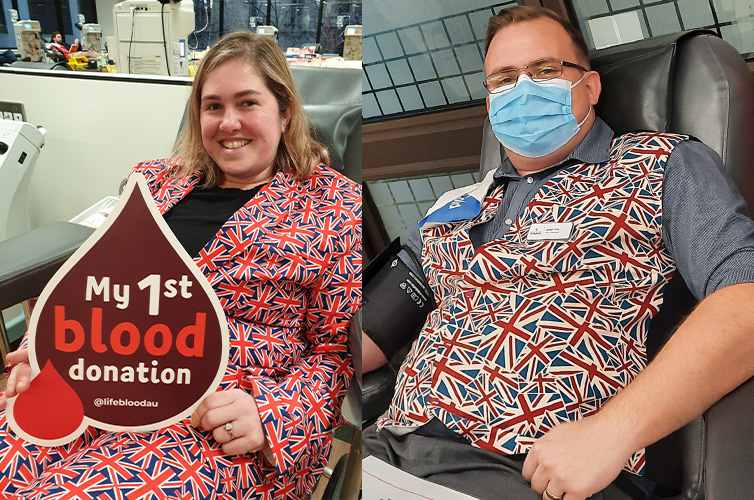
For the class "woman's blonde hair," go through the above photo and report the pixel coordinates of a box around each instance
[173,31,329,187]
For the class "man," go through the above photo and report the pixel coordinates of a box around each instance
[363,6,754,500]
[48,31,79,61]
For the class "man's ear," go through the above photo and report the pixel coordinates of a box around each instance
[486,95,491,113]
[584,71,602,106]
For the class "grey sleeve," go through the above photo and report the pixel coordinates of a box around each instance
[663,140,754,300]
[398,223,424,276]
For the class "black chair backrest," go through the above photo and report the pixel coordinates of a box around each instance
[290,66,362,183]
[594,31,754,497]
[592,30,754,213]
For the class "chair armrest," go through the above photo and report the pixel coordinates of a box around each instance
[703,375,754,499]
[362,363,396,428]
[0,222,94,311]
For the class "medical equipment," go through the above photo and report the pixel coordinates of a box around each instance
[343,25,362,61]
[256,25,279,44]
[80,23,103,52]
[0,121,45,242]
[69,196,119,228]
[363,238,435,360]
[113,0,194,76]
[13,20,43,62]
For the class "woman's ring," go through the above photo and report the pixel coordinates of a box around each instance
[545,489,562,500]
[225,422,235,440]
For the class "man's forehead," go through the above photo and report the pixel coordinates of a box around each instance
[484,18,578,70]
[485,51,565,75]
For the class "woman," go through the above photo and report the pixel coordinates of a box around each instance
[0,31,361,499]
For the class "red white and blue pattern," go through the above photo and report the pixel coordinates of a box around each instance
[0,160,362,499]
[379,132,684,474]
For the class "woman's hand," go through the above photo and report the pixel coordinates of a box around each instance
[192,388,271,457]
[0,349,32,410]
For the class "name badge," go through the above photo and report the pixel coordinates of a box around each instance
[527,222,574,241]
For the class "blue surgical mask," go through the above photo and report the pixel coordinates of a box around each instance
[488,73,591,158]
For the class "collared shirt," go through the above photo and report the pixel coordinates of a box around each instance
[404,117,754,301]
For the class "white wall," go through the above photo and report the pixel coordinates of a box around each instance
[94,0,120,43]
[0,68,192,227]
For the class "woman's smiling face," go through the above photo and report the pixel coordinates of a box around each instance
[199,58,290,189]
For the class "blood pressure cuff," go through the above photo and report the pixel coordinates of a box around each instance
[363,238,436,360]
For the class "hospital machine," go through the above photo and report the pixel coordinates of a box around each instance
[13,20,43,62]
[113,0,194,76]
[0,120,45,351]
[256,25,279,44]
[343,25,362,60]
[0,121,45,242]
[80,23,103,52]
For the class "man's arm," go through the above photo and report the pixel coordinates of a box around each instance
[523,282,754,499]
[524,140,754,499]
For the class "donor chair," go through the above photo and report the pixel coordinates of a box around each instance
[363,29,754,500]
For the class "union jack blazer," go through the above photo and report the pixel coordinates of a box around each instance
[0,160,362,499]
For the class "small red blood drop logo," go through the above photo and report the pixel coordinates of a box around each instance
[13,360,84,440]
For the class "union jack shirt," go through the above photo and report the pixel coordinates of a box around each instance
[378,132,685,475]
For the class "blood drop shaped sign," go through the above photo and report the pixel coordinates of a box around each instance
[6,174,229,446]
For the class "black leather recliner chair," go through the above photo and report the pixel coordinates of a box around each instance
[363,30,754,499]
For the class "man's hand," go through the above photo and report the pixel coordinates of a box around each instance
[521,283,754,500]
[522,416,634,500]
[191,389,270,457]
[0,349,32,410]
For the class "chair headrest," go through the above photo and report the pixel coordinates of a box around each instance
[290,66,362,180]
[590,29,716,135]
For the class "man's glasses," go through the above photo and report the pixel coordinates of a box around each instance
[483,58,589,93]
